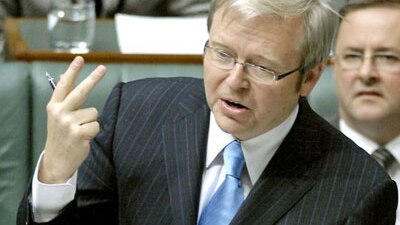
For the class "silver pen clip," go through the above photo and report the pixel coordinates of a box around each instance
[46,72,57,90]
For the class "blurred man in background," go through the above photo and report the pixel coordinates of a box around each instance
[332,0,400,223]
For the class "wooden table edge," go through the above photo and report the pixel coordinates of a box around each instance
[4,18,29,59]
[3,18,203,64]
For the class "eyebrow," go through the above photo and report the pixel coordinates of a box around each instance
[374,48,400,55]
[208,39,284,69]
[341,47,400,55]
[208,40,232,51]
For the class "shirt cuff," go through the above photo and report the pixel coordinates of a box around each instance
[31,151,77,222]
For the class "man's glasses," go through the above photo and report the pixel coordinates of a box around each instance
[203,41,301,84]
[335,51,400,73]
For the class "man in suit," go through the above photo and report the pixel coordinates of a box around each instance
[18,0,397,224]
[330,0,400,223]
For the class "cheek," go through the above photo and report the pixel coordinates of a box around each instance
[385,75,400,89]
[252,92,296,132]
[334,72,355,97]
[203,66,223,103]
[384,78,400,102]
[203,61,219,82]
[255,85,295,117]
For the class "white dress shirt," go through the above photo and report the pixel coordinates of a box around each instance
[197,107,298,219]
[32,105,299,223]
[340,119,400,225]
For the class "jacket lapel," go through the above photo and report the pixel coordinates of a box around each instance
[232,100,324,225]
[162,96,210,225]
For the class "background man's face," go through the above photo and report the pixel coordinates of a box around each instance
[334,7,400,127]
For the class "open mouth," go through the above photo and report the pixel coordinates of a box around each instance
[225,100,247,109]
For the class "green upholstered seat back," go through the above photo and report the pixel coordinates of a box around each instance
[0,63,30,225]
[308,66,338,118]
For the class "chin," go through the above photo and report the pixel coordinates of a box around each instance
[215,115,244,135]
[216,116,239,131]
[353,112,386,123]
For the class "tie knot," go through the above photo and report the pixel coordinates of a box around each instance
[223,140,245,179]
[372,147,396,170]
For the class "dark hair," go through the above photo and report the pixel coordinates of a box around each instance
[341,0,400,16]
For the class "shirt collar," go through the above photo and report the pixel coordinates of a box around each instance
[207,105,299,185]
[339,119,400,160]
[339,119,378,154]
[205,113,235,168]
[241,105,298,184]
[387,135,400,161]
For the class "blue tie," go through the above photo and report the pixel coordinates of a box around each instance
[198,140,245,225]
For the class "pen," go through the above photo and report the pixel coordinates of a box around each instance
[46,72,57,90]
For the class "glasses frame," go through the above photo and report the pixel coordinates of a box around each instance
[203,41,301,83]
[335,51,400,73]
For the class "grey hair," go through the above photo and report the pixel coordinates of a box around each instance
[207,0,339,75]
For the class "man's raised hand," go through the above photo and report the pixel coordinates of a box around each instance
[39,56,107,184]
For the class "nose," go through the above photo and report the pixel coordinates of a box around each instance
[225,62,250,89]
[358,56,379,84]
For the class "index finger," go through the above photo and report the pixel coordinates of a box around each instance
[51,56,85,102]
[63,65,107,111]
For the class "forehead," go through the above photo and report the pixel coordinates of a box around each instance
[336,7,400,51]
[209,6,304,66]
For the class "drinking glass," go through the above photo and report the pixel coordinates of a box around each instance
[47,0,95,53]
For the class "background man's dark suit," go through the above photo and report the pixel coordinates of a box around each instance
[18,77,397,225]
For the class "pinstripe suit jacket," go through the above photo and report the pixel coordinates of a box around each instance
[18,77,397,225]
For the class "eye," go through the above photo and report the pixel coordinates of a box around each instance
[214,49,233,60]
[254,64,272,72]
[342,53,362,61]
[375,54,400,64]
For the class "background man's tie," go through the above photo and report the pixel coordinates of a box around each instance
[372,146,395,170]
[198,140,245,225]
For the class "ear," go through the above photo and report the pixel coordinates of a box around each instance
[327,55,335,66]
[299,62,325,97]
[330,55,340,79]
